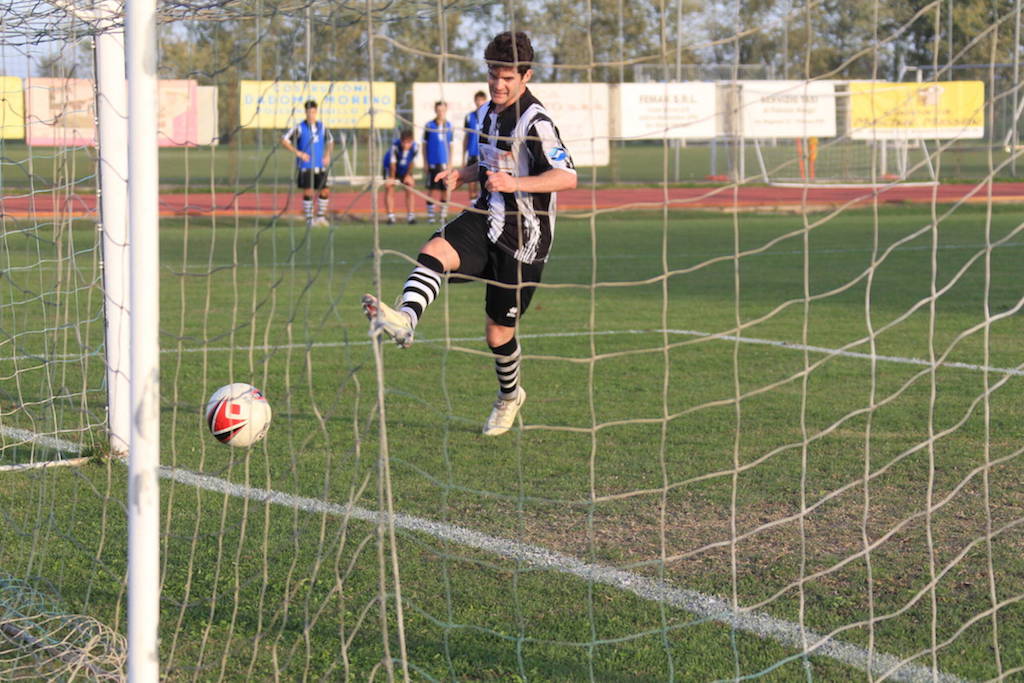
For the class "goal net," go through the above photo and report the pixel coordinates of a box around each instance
[2,0,1024,680]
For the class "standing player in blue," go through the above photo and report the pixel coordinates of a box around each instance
[382,128,419,224]
[281,100,334,227]
[362,31,577,436]
[422,100,453,224]
[462,90,488,203]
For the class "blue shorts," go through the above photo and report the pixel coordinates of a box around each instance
[383,166,412,180]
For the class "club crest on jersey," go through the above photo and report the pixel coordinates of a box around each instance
[547,146,567,162]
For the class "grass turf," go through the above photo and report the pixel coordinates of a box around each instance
[1,138,1021,192]
[1,203,1023,680]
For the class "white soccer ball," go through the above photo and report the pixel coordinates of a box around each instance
[204,383,272,448]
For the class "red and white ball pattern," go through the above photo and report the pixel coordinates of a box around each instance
[205,383,272,447]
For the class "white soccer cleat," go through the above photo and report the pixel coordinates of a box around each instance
[313,216,330,227]
[482,388,526,436]
[361,294,414,348]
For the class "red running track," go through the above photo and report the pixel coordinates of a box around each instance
[2,183,1023,219]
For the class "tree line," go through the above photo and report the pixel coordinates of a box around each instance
[144,0,1021,141]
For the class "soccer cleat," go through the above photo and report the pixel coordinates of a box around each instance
[407,215,416,224]
[386,215,397,225]
[313,216,330,227]
[482,388,526,436]
[361,293,414,348]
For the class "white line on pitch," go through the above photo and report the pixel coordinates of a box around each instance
[5,327,1018,378]
[0,427,966,681]
[160,466,960,683]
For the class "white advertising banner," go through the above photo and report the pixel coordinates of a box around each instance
[740,80,837,138]
[412,81,610,167]
[197,86,219,145]
[612,83,718,139]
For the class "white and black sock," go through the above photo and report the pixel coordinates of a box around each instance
[399,253,443,328]
[317,196,329,217]
[303,198,313,220]
[490,337,521,399]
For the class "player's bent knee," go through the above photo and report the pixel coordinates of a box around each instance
[420,237,460,272]
[485,318,515,347]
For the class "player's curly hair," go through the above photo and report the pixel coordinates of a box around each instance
[484,31,534,75]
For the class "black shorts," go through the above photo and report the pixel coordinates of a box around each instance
[297,169,328,191]
[434,211,544,328]
[425,164,447,191]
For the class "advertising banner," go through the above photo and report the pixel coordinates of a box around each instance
[412,82,610,167]
[157,79,198,146]
[25,77,95,146]
[849,81,984,140]
[612,83,718,140]
[0,77,24,139]
[26,78,201,146]
[240,80,396,129]
[740,80,837,138]
[196,85,219,145]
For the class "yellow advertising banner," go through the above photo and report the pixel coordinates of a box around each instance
[0,77,24,139]
[239,81,395,129]
[849,81,984,140]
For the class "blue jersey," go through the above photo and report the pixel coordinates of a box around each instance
[423,119,453,165]
[283,120,333,171]
[464,109,483,157]
[383,138,418,175]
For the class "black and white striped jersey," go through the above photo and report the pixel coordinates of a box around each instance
[473,89,575,264]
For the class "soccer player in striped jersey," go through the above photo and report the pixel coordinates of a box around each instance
[382,128,418,224]
[362,31,577,436]
[281,100,334,227]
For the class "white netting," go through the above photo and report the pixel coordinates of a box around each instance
[1,0,1023,680]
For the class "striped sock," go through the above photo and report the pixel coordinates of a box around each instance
[399,253,443,327]
[317,196,329,217]
[490,337,521,399]
[303,198,313,220]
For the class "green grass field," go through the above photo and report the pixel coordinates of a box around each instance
[1,138,1021,192]
[2,203,1024,680]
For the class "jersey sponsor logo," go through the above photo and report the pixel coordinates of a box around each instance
[547,146,567,162]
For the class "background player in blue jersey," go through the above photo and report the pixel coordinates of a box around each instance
[281,100,334,226]
[422,100,453,224]
[382,128,418,224]
[462,90,488,203]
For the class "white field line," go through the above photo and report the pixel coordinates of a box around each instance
[0,426,92,471]
[4,327,1020,379]
[0,427,965,681]
[161,466,962,683]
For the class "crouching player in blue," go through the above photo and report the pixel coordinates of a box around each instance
[382,129,419,224]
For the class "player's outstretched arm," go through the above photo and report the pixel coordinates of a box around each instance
[435,163,478,191]
[485,168,576,194]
